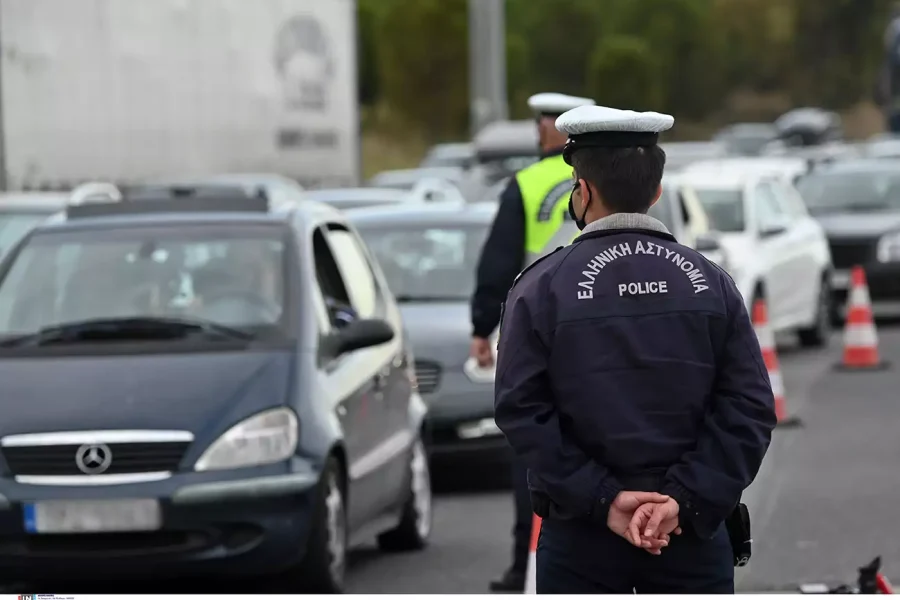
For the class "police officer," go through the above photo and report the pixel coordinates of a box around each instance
[471,92,595,593]
[493,105,777,594]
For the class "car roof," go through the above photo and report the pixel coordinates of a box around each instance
[346,201,497,227]
[473,120,539,158]
[369,167,463,185]
[806,158,900,174]
[426,143,474,157]
[0,192,70,211]
[149,172,303,190]
[307,187,409,201]
[681,156,809,179]
[674,168,765,188]
[35,197,347,234]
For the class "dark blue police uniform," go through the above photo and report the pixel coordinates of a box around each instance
[494,213,777,593]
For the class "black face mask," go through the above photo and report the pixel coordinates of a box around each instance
[567,181,592,231]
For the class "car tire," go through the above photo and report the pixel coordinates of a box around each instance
[798,275,832,348]
[282,457,347,593]
[377,438,432,552]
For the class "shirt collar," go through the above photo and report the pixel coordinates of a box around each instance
[580,212,671,235]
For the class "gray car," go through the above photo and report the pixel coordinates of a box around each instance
[348,202,504,469]
[306,187,413,210]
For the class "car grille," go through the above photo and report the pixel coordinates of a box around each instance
[2,442,190,476]
[414,360,442,395]
[829,239,875,269]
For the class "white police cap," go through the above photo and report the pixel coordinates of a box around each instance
[527,93,596,116]
[555,105,674,164]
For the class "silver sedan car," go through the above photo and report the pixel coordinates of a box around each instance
[348,202,505,470]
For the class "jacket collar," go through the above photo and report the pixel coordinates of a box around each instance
[580,212,671,235]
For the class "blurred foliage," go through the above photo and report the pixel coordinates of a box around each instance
[357,0,897,142]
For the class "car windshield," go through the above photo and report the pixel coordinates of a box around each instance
[355,223,489,302]
[795,172,900,214]
[0,212,52,256]
[692,188,745,232]
[0,223,288,338]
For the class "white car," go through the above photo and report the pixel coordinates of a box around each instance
[682,156,812,185]
[673,170,833,346]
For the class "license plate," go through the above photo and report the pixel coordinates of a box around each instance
[24,499,162,534]
[832,270,850,289]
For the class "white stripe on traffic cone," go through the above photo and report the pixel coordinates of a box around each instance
[524,514,541,594]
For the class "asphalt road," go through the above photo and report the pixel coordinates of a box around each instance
[11,322,899,594]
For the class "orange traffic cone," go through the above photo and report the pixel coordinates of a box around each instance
[753,299,801,428]
[836,266,889,371]
[524,514,541,594]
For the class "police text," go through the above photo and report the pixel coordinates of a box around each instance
[619,281,668,296]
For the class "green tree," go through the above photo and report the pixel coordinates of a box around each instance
[357,0,380,106]
[377,0,469,139]
[586,36,663,111]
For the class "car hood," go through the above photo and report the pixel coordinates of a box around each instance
[398,301,470,369]
[0,350,292,438]
[814,211,900,238]
[715,232,756,263]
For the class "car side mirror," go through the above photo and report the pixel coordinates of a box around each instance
[759,223,787,239]
[336,318,394,355]
[695,233,721,253]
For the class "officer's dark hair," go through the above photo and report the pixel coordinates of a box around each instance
[570,145,666,213]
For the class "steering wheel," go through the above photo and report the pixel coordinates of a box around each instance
[201,290,281,323]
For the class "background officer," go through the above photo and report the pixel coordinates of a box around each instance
[493,105,777,593]
[470,92,595,593]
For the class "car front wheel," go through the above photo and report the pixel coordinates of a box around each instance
[798,276,832,348]
[279,457,347,593]
[377,438,432,552]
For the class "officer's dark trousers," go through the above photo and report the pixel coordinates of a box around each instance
[511,455,532,574]
[536,516,734,594]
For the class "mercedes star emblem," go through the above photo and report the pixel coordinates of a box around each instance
[75,443,113,475]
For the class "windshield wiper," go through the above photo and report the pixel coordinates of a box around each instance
[0,316,254,347]
[394,295,465,303]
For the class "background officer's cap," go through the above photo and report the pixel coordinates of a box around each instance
[555,105,674,165]
[527,93,595,118]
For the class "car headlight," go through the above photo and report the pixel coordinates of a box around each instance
[463,330,499,383]
[194,408,299,472]
[876,231,900,262]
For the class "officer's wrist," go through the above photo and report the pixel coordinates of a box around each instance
[661,480,716,539]
[590,477,625,525]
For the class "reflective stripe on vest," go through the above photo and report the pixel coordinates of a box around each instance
[516,154,579,266]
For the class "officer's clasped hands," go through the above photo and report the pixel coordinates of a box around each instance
[607,492,681,556]
[628,497,682,555]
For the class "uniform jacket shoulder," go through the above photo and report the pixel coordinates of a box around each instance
[511,244,573,292]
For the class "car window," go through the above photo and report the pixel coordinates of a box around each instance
[795,171,900,215]
[324,227,378,318]
[312,227,351,307]
[770,181,809,218]
[753,181,788,230]
[692,188,745,232]
[0,224,287,336]
[355,223,489,302]
[0,212,51,256]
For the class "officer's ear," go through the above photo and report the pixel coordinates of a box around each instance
[577,178,592,211]
[647,184,663,209]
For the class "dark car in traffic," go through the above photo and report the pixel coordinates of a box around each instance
[348,202,503,472]
[0,192,431,591]
[795,160,900,317]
